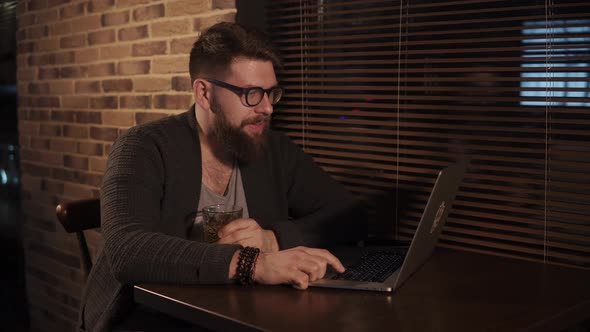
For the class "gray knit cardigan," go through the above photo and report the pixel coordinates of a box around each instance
[80,106,366,331]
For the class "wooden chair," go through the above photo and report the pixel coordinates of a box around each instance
[55,198,101,278]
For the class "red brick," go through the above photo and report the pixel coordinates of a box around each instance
[133,4,164,21]
[117,60,150,75]
[48,0,70,7]
[19,96,32,107]
[167,0,210,17]
[78,142,104,156]
[28,25,49,39]
[132,41,167,56]
[62,125,89,139]
[38,68,59,80]
[102,79,133,92]
[39,151,64,166]
[153,94,192,109]
[90,126,119,141]
[60,3,85,19]
[135,112,168,125]
[36,9,59,24]
[120,95,151,109]
[99,44,131,60]
[50,139,77,153]
[29,0,48,11]
[28,110,51,121]
[63,182,94,198]
[17,2,26,15]
[74,48,99,63]
[90,96,118,109]
[18,14,34,28]
[151,18,190,37]
[172,76,191,92]
[21,162,52,177]
[133,77,170,92]
[152,56,187,74]
[31,138,51,150]
[49,21,71,36]
[55,51,74,64]
[48,81,74,94]
[118,25,148,41]
[102,10,130,26]
[20,149,41,163]
[29,82,50,94]
[60,34,87,48]
[78,172,103,187]
[75,111,102,124]
[102,112,134,126]
[212,0,235,9]
[28,54,53,66]
[16,29,26,42]
[88,0,115,12]
[71,15,102,32]
[34,97,61,108]
[18,41,34,54]
[62,96,89,109]
[170,36,196,54]
[88,29,116,45]
[89,157,107,172]
[75,81,102,94]
[63,155,89,170]
[51,110,76,123]
[40,123,62,137]
[18,68,36,81]
[194,12,235,31]
[87,63,115,77]
[59,66,87,79]
[117,0,152,7]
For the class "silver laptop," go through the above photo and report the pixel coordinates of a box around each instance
[310,158,469,292]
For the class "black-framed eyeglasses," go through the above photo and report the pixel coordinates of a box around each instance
[205,79,283,107]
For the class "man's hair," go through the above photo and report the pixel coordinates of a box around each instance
[189,22,282,83]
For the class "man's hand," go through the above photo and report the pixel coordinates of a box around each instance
[217,218,279,253]
[254,246,345,290]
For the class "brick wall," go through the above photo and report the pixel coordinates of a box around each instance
[16,1,236,330]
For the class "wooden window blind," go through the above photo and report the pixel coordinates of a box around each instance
[267,0,590,269]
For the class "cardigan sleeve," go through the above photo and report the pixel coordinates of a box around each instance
[268,135,367,249]
[100,128,241,285]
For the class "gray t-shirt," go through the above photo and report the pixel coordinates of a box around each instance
[190,162,249,240]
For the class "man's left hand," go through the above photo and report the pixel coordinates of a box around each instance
[217,218,279,253]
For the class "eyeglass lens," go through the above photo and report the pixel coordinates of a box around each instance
[246,87,283,106]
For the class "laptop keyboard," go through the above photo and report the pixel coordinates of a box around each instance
[331,251,406,283]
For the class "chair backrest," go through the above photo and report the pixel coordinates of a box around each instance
[55,198,101,278]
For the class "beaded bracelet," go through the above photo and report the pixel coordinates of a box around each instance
[236,246,260,286]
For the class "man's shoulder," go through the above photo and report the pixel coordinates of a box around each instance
[117,111,191,145]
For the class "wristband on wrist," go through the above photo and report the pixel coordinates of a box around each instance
[236,246,260,286]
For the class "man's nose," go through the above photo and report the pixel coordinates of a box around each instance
[254,93,274,116]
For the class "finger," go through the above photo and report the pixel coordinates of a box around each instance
[300,248,345,273]
[289,270,310,290]
[218,218,257,237]
[296,258,326,282]
[217,231,256,245]
[217,218,254,237]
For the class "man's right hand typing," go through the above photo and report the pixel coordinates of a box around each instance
[229,246,345,290]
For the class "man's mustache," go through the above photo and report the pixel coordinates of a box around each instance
[241,116,270,127]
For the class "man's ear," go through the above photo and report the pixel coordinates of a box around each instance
[193,79,211,111]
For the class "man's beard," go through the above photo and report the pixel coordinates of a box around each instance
[211,100,270,163]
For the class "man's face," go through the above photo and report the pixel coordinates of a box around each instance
[209,57,278,162]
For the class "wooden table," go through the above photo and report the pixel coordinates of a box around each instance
[134,248,590,332]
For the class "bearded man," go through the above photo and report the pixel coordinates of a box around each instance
[79,22,366,332]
